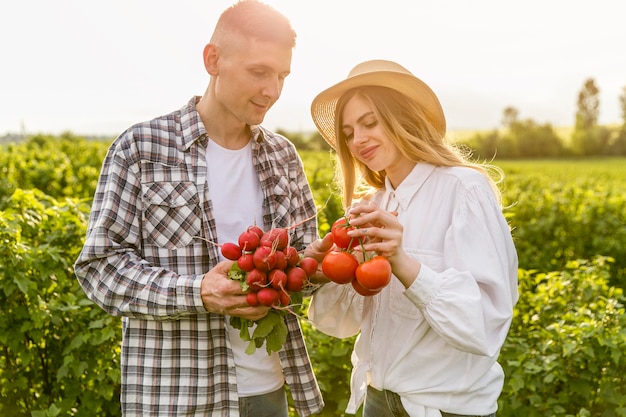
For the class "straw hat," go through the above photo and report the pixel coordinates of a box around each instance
[310,59,446,149]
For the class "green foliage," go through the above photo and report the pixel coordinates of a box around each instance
[299,150,344,237]
[3,134,626,415]
[0,189,121,416]
[463,120,565,160]
[499,257,626,416]
[0,134,109,206]
[300,300,360,417]
[497,159,626,289]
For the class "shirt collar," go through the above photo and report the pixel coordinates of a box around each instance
[179,96,208,151]
[381,163,437,211]
[179,96,266,151]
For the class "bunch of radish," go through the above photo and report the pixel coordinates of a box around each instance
[218,225,319,355]
[321,217,392,296]
[221,225,318,307]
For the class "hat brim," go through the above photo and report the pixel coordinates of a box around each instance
[311,71,446,149]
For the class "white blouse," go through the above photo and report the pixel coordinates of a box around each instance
[309,163,519,416]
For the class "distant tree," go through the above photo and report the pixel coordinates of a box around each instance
[276,128,309,150]
[501,106,519,128]
[609,85,626,155]
[511,120,564,158]
[308,131,332,152]
[620,85,626,123]
[576,78,600,130]
[462,130,502,160]
[572,78,604,155]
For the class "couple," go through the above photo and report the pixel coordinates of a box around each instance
[74,1,518,416]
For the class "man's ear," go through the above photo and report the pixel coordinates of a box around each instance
[203,43,219,75]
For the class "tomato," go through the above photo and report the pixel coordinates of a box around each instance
[355,256,392,290]
[321,251,359,284]
[351,278,381,296]
[330,217,359,250]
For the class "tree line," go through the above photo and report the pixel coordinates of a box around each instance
[287,78,626,159]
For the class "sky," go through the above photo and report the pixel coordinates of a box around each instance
[1,0,625,138]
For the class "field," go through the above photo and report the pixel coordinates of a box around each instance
[1,136,625,416]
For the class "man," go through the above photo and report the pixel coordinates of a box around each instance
[74,1,324,416]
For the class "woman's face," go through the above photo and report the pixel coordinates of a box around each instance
[341,94,414,187]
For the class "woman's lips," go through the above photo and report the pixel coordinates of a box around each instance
[360,145,378,160]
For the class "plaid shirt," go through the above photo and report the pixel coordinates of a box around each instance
[75,97,324,416]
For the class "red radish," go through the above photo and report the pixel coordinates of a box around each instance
[246,269,267,291]
[238,230,261,252]
[298,257,318,277]
[278,289,291,306]
[221,242,242,261]
[284,246,300,267]
[286,267,307,292]
[274,250,288,270]
[246,292,260,306]
[237,253,255,272]
[260,228,289,251]
[253,245,277,272]
[257,287,280,307]
[268,269,288,290]
[247,225,264,239]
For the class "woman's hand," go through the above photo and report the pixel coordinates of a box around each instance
[346,201,421,288]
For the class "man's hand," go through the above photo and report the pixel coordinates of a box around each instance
[201,261,269,320]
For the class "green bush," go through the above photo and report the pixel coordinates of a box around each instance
[498,159,626,289]
[3,136,626,415]
[499,257,626,416]
[0,190,121,416]
[0,134,108,206]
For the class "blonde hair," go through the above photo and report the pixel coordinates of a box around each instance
[211,0,296,48]
[333,86,503,208]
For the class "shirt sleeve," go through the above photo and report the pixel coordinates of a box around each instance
[74,136,206,320]
[405,182,519,357]
[308,282,364,338]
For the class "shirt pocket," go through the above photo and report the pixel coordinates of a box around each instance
[142,182,202,249]
[390,249,444,319]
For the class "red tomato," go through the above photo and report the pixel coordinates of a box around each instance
[355,256,392,290]
[322,251,359,284]
[330,217,359,250]
[351,278,381,296]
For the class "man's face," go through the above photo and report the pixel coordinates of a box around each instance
[213,37,292,126]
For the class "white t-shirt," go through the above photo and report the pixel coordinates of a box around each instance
[206,139,284,397]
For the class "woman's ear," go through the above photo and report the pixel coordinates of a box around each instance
[202,43,219,75]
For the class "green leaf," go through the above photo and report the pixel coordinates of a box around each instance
[265,318,288,355]
[251,311,281,339]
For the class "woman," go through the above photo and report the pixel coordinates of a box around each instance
[306,60,518,417]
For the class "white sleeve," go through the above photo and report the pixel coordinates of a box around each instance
[405,182,519,357]
[308,282,364,339]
